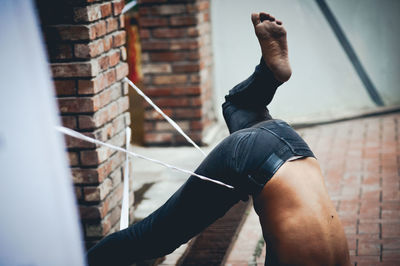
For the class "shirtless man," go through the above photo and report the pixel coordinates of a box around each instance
[251,12,350,265]
[87,12,350,266]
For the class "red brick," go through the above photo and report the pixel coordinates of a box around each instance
[48,44,73,60]
[141,40,170,51]
[109,50,120,67]
[358,223,380,234]
[64,131,96,149]
[78,97,128,129]
[203,11,210,22]
[72,151,125,186]
[100,2,112,17]
[115,62,129,80]
[61,116,77,129]
[78,69,115,95]
[382,202,400,220]
[144,132,173,144]
[104,68,117,86]
[51,61,100,78]
[106,193,123,223]
[75,39,104,58]
[383,238,400,249]
[112,0,125,16]
[153,97,190,108]
[120,46,127,61]
[85,222,108,237]
[175,131,202,144]
[54,80,76,96]
[140,17,169,27]
[170,40,199,50]
[99,82,122,108]
[103,35,113,52]
[144,109,173,120]
[73,5,102,22]
[152,74,187,85]
[72,168,102,184]
[142,63,172,74]
[172,62,200,73]
[187,26,199,37]
[170,15,197,26]
[106,17,119,33]
[150,52,187,62]
[190,73,201,83]
[92,20,107,38]
[68,151,79,166]
[382,223,400,238]
[139,29,151,39]
[382,249,400,260]
[83,178,113,202]
[144,86,200,97]
[94,114,126,142]
[121,80,129,96]
[350,255,380,265]
[153,4,186,15]
[74,186,82,200]
[152,28,186,38]
[98,53,110,71]
[190,120,203,131]
[46,25,95,41]
[187,51,200,60]
[79,202,108,220]
[144,122,155,131]
[112,31,126,47]
[58,97,99,113]
[174,108,202,119]
[119,14,125,29]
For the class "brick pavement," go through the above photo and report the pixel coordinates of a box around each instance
[226,112,400,266]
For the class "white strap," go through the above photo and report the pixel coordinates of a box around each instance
[124,78,207,157]
[120,127,131,230]
[56,126,233,189]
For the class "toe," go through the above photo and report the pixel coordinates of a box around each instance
[251,13,260,26]
[260,12,275,22]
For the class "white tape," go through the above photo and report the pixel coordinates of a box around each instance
[56,126,234,189]
[124,77,207,157]
[120,127,131,230]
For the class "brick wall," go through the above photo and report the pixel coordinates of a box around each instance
[36,0,131,248]
[138,0,215,145]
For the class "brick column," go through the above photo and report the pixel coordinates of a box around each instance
[138,0,215,145]
[36,0,131,248]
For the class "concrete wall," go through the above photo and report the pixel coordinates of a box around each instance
[211,0,400,123]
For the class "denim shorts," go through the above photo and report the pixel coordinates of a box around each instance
[215,119,315,196]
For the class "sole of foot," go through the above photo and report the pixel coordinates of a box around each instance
[252,12,292,82]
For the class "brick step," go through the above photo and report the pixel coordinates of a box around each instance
[179,201,251,265]
[224,206,265,266]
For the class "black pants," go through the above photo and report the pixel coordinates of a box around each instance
[87,58,314,266]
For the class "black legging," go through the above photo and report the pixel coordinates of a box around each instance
[87,58,313,265]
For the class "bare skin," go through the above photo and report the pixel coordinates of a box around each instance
[251,12,292,82]
[251,13,350,265]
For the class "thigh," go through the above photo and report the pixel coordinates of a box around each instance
[87,134,247,265]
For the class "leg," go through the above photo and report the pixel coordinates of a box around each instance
[87,135,255,266]
[222,12,291,134]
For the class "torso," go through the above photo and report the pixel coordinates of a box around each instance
[253,157,350,266]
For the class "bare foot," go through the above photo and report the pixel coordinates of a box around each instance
[251,12,292,82]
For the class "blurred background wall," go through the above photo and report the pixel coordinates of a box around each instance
[211,0,400,124]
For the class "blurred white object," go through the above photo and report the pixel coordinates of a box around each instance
[120,127,132,230]
[0,1,85,265]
